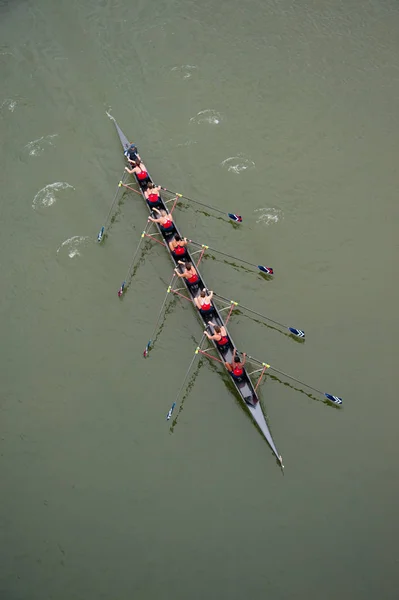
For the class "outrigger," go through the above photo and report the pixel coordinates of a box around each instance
[99,116,343,469]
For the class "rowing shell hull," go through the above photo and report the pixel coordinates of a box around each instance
[110,116,282,464]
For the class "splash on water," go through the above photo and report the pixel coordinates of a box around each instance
[57,236,90,259]
[189,109,222,125]
[171,64,198,79]
[25,134,58,156]
[254,207,283,226]
[0,98,16,112]
[32,182,74,209]
[221,155,255,174]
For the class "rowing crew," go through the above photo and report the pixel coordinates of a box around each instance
[125,143,246,383]
[204,324,247,380]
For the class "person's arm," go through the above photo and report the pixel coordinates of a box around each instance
[174,268,184,278]
[152,207,161,214]
[125,166,134,173]
[241,352,246,367]
[148,216,161,223]
[208,290,214,301]
[232,348,237,360]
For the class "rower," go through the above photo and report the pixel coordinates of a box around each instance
[144,182,162,208]
[148,208,175,235]
[225,349,246,381]
[125,159,149,188]
[204,322,229,350]
[169,234,188,259]
[124,143,141,163]
[194,289,214,318]
[174,261,199,288]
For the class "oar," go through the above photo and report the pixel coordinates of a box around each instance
[188,240,273,275]
[117,221,152,297]
[159,186,242,223]
[97,171,127,241]
[168,335,206,425]
[245,354,343,405]
[214,293,304,338]
[143,273,176,356]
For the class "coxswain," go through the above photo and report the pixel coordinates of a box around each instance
[174,261,199,287]
[169,235,188,259]
[204,322,229,349]
[144,182,162,208]
[124,143,141,163]
[125,160,149,187]
[225,349,246,380]
[194,289,214,317]
[148,208,175,234]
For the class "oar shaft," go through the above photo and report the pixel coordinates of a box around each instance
[214,293,287,330]
[162,187,226,216]
[146,274,176,345]
[246,354,323,397]
[172,335,206,404]
[103,170,127,229]
[122,221,152,289]
[189,240,257,269]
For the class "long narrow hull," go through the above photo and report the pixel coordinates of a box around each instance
[111,117,281,463]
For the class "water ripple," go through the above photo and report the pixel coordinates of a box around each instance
[24,134,58,157]
[220,155,255,174]
[57,236,90,259]
[171,64,198,79]
[0,98,16,113]
[32,182,74,209]
[254,207,283,226]
[189,109,222,125]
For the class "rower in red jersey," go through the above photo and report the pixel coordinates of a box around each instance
[125,159,149,187]
[204,322,229,350]
[225,349,246,381]
[169,234,188,259]
[148,208,175,234]
[194,289,214,317]
[174,261,199,287]
[144,182,162,208]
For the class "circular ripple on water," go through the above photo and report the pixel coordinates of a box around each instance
[32,182,75,209]
[171,64,198,79]
[0,98,17,113]
[189,109,222,125]
[24,134,58,157]
[56,236,91,259]
[220,155,255,174]
[254,207,283,226]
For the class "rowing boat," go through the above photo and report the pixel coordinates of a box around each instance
[111,117,283,466]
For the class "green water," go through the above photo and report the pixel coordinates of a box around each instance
[1,0,397,598]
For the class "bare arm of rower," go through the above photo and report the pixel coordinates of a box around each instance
[204,331,221,341]
[174,268,185,278]
[148,216,162,223]
[125,166,135,173]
